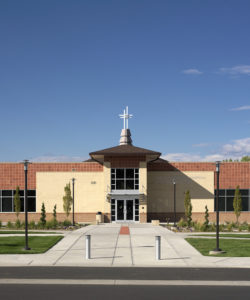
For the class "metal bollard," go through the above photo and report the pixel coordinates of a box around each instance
[86,235,91,259]
[155,236,161,260]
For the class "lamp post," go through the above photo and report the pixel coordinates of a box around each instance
[72,178,75,226]
[214,161,222,252]
[173,179,176,227]
[23,160,31,250]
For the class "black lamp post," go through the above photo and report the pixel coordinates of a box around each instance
[23,160,31,250]
[173,179,176,226]
[72,178,75,226]
[214,161,222,252]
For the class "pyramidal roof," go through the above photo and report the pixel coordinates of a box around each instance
[90,144,161,157]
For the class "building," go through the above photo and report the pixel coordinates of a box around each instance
[0,108,250,224]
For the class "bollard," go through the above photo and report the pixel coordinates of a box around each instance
[155,236,161,260]
[86,235,91,259]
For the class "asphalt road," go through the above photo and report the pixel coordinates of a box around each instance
[1,285,250,300]
[0,266,250,281]
[1,267,250,300]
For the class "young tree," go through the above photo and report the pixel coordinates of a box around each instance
[53,204,57,220]
[184,190,191,218]
[14,186,21,220]
[203,205,209,229]
[184,190,192,227]
[63,183,73,218]
[40,202,46,227]
[187,203,192,227]
[233,186,242,224]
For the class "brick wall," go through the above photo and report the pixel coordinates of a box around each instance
[105,156,146,168]
[148,161,250,189]
[0,162,103,190]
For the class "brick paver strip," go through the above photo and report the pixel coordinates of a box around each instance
[119,226,130,235]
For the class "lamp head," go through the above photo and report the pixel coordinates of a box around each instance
[216,161,221,172]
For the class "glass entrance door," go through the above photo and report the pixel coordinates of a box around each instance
[126,200,134,220]
[117,200,124,220]
[115,199,135,221]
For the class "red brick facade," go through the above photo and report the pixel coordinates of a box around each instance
[0,162,103,189]
[105,156,146,168]
[148,161,250,189]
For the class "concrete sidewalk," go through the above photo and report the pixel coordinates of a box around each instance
[1,224,250,268]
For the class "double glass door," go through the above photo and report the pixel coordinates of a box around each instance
[111,199,139,222]
[117,199,134,221]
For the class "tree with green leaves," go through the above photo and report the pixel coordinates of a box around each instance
[233,186,242,224]
[203,205,209,229]
[14,186,21,220]
[40,202,46,227]
[241,156,250,162]
[63,183,73,218]
[184,190,192,227]
[53,204,57,220]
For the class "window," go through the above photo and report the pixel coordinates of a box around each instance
[111,168,139,190]
[0,190,36,212]
[214,189,249,212]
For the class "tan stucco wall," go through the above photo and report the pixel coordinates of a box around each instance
[147,171,214,213]
[139,161,147,217]
[36,172,105,213]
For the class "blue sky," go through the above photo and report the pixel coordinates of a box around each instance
[0,0,250,162]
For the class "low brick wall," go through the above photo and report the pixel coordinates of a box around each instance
[0,213,111,224]
[192,212,250,224]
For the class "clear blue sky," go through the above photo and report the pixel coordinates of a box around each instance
[1,0,250,162]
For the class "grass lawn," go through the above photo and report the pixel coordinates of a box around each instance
[0,236,63,254]
[186,238,250,257]
[190,234,250,238]
[0,231,60,234]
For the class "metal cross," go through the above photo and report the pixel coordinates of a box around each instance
[119,106,133,129]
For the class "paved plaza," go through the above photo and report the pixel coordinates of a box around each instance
[1,224,250,267]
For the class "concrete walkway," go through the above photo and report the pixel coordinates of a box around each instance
[1,224,250,267]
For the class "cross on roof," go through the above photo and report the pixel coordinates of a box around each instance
[119,106,133,129]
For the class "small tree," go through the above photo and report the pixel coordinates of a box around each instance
[187,203,192,227]
[233,186,242,224]
[14,186,21,220]
[40,202,46,227]
[203,205,209,229]
[184,190,192,227]
[63,183,73,218]
[53,204,57,220]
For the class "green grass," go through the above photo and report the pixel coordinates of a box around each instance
[190,234,250,238]
[186,238,250,257]
[0,236,63,254]
[0,231,60,234]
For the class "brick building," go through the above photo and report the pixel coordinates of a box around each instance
[0,109,250,224]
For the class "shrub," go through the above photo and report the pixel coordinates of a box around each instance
[209,223,216,232]
[15,219,21,229]
[0,220,2,227]
[20,221,25,229]
[45,220,55,230]
[239,222,248,231]
[37,221,44,229]
[40,202,46,227]
[193,222,202,231]
[29,220,36,229]
[177,218,187,228]
[203,205,209,230]
[63,219,72,227]
[7,221,13,229]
